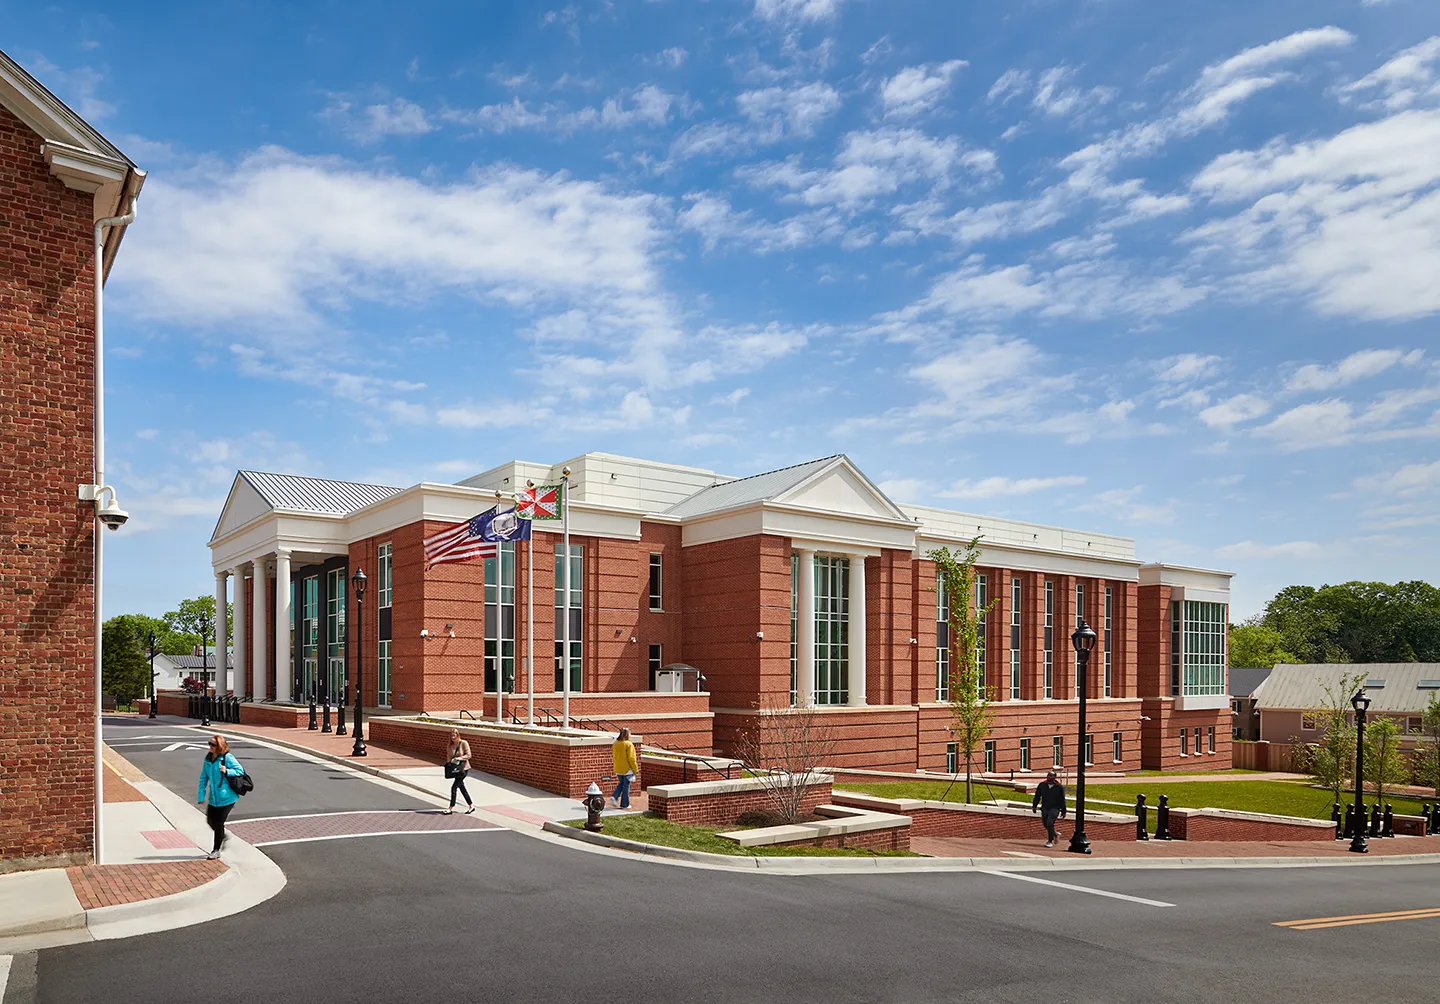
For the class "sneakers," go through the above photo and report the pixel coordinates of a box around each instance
[464,805,475,815]
[443,808,455,815]
[205,851,220,860]
[1044,841,1054,848]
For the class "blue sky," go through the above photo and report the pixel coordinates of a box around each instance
[7,0,1440,619]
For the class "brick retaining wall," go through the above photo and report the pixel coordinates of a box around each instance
[1168,808,1333,842]
[637,753,742,790]
[648,777,833,827]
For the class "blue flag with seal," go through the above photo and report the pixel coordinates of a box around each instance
[474,505,532,542]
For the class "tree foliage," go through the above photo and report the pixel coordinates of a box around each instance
[1308,670,1366,805]
[1364,715,1408,809]
[1244,581,1440,665]
[101,615,152,705]
[1413,692,1440,799]
[1227,623,1296,669]
[929,537,997,804]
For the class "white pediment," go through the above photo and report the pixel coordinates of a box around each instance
[776,460,909,522]
[210,476,272,542]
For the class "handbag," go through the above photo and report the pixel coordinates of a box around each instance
[226,770,254,796]
[444,760,463,779]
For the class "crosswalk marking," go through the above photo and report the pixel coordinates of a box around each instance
[0,954,12,1001]
[1275,907,1440,931]
[977,870,1174,908]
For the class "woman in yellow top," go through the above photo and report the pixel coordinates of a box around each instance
[610,727,639,809]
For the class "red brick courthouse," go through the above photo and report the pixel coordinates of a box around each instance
[1,51,145,869]
[207,453,1234,774]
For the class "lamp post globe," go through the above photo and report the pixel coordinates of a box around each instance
[1067,619,1098,854]
[351,567,368,758]
[1349,688,1370,853]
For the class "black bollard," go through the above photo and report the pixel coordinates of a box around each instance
[1345,802,1356,838]
[1332,802,1343,840]
[322,693,332,733]
[201,693,211,728]
[1432,802,1440,835]
[1369,803,1382,838]
[308,691,318,730]
[1136,793,1150,841]
[1383,804,1394,838]
[1423,804,1432,836]
[1155,794,1172,841]
[337,698,347,737]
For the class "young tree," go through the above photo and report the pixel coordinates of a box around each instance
[101,615,151,706]
[736,699,837,823]
[929,537,998,804]
[1309,670,1366,806]
[1413,692,1440,799]
[1364,716,1408,809]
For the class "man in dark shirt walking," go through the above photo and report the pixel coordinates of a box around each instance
[1031,770,1067,848]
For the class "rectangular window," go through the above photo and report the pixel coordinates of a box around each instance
[326,567,347,702]
[1043,582,1054,699]
[377,544,392,707]
[814,556,850,705]
[1169,600,1182,696]
[1019,737,1031,772]
[301,576,319,700]
[1207,725,1216,753]
[1052,735,1063,768]
[935,572,950,702]
[1409,717,1424,734]
[1112,731,1122,763]
[1301,712,1319,730]
[975,574,988,699]
[984,739,995,774]
[648,553,663,611]
[1010,577,1022,700]
[1084,733,1093,766]
[1182,600,1227,696]
[1195,726,1204,755]
[790,553,799,706]
[1075,582,1085,697]
[1181,729,1188,756]
[554,543,582,692]
[648,643,663,682]
[1103,585,1113,698]
[946,742,958,774]
[485,542,516,694]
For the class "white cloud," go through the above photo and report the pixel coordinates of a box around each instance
[1198,393,1271,429]
[1341,37,1440,111]
[881,60,967,118]
[657,47,688,68]
[1075,486,1176,525]
[987,69,1030,105]
[1354,459,1440,497]
[443,85,680,134]
[937,475,1086,499]
[1156,353,1223,384]
[1030,65,1116,119]
[1251,388,1440,451]
[1215,540,1322,559]
[737,81,843,136]
[1286,348,1422,393]
[322,97,433,143]
[877,477,926,501]
[677,193,843,252]
[27,55,114,121]
[753,0,842,24]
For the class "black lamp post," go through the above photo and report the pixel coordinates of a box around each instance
[1350,688,1370,854]
[146,630,159,719]
[1068,619,1098,854]
[351,567,368,757]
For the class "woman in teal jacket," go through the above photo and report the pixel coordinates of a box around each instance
[196,735,243,859]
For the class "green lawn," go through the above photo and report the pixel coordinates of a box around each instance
[838,778,1431,821]
[1125,768,1267,777]
[836,779,1022,805]
[561,814,919,857]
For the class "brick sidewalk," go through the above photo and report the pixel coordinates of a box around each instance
[912,833,1440,859]
[200,720,436,771]
[102,763,148,803]
[67,860,228,909]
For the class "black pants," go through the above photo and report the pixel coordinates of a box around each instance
[450,771,472,807]
[1042,809,1061,843]
[207,803,235,853]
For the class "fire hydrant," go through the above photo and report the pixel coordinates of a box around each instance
[583,781,607,832]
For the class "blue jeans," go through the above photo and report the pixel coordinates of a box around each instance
[612,772,633,808]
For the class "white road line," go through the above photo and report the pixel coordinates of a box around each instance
[978,870,1175,908]
[0,954,11,1000]
[250,829,505,847]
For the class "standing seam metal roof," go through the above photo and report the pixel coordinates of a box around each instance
[239,471,403,515]
[663,456,842,519]
[1252,663,1440,715]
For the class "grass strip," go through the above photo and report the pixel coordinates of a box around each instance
[562,814,919,857]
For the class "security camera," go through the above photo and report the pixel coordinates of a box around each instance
[97,498,129,531]
[756,631,764,640]
[420,629,430,638]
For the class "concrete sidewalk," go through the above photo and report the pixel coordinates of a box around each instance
[0,746,285,953]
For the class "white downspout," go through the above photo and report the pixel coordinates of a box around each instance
[92,196,137,865]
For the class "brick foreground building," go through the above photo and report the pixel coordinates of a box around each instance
[208,452,1233,774]
[0,51,144,869]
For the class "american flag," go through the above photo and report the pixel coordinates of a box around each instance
[423,513,500,568]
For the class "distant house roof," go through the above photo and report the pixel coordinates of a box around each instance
[1253,663,1440,715]
[170,654,219,670]
[239,471,402,516]
[1229,667,1273,698]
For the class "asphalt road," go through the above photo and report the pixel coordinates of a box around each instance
[26,718,1440,1003]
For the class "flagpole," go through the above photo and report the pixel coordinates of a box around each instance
[526,482,535,726]
[561,467,571,730]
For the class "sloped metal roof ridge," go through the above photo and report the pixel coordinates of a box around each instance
[663,455,842,518]
[239,470,403,515]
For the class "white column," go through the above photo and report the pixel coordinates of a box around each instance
[214,572,229,695]
[252,559,268,700]
[848,555,867,707]
[275,550,291,703]
[797,550,816,707]
[230,565,246,697]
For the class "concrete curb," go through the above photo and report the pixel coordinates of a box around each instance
[541,821,1440,875]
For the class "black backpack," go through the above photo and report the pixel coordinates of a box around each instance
[226,770,255,796]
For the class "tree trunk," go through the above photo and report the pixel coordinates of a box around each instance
[965,754,973,804]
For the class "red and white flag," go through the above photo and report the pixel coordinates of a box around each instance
[516,483,564,520]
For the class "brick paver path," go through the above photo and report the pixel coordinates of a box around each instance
[912,833,1440,859]
[102,762,148,803]
[67,860,228,909]
[203,721,437,771]
[226,809,500,846]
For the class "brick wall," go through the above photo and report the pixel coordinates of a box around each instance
[239,703,310,729]
[636,753,742,790]
[0,104,99,869]
[648,777,833,827]
[1169,808,1332,842]
[767,825,910,852]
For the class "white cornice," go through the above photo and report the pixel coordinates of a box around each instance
[40,141,128,193]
